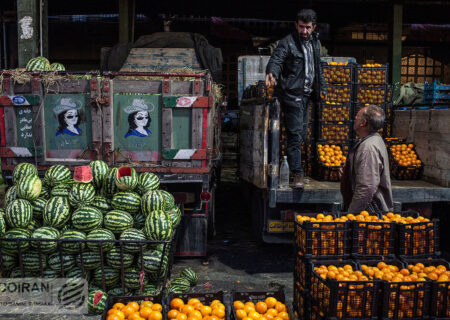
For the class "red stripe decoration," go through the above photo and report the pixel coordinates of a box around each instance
[202,107,208,167]
[0,96,13,106]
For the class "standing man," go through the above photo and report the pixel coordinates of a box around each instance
[340,105,394,213]
[265,9,326,189]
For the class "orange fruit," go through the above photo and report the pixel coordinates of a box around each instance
[113,302,125,310]
[168,309,180,319]
[171,298,185,311]
[107,315,123,320]
[193,302,204,310]
[400,269,410,276]
[140,307,153,318]
[189,310,203,319]
[273,317,283,320]
[278,311,289,320]
[248,311,262,320]
[128,312,143,320]
[236,309,247,320]
[244,305,255,314]
[212,308,226,319]
[234,301,245,310]
[427,272,439,281]
[438,274,449,282]
[210,300,222,309]
[122,305,136,318]
[201,306,212,317]
[266,308,278,317]
[177,313,188,320]
[188,298,201,306]
[255,302,268,314]
[265,297,277,309]
[182,305,195,315]
[210,316,220,320]
[128,302,140,311]
[377,262,387,270]
[274,302,286,313]
[152,303,163,312]
[149,311,163,320]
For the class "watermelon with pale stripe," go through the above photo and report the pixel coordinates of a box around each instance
[88,290,107,315]
[115,166,138,191]
[111,191,141,213]
[26,218,42,232]
[68,183,95,209]
[60,229,87,253]
[102,168,119,198]
[86,228,115,252]
[90,160,109,189]
[43,196,71,228]
[44,165,71,187]
[141,283,161,296]
[51,183,72,197]
[124,267,145,290]
[22,251,47,272]
[25,56,51,71]
[31,226,60,253]
[90,195,111,213]
[167,206,182,228]
[93,266,120,287]
[181,268,198,286]
[6,199,33,228]
[5,186,18,206]
[107,286,132,296]
[0,215,6,237]
[50,62,65,71]
[141,190,166,216]
[16,174,42,201]
[169,277,191,293]
[105,246,134,269]
[133,212,146,229]
[2,228,31,253]
[13,163,38,185]
[159,189,175,211]
[104,210,133,234]
[48,253,76,272]
[144,209,173,241]
[41,268,60,278]
[39,186,50,199]
[76,251,101,270]
[119,228,147,253]
[136,172,160,195]
[66,267,91,281]
[0,251,17,270]
[9,267,35,278]
[71,207,103,232]
[138,249,168,274]
[0,207,4,216]
[31,197,48,217]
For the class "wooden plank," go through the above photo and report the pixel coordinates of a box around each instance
[113,80,162,93]
[13,83,32,94]
[32,103,43,158]
[17,0,38,67]
[161,108,173,150]
[172,81,204,96]
[191,108,203,149]
[45,80,91,93]
[4,107,17,146]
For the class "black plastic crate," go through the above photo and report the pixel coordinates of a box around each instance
[230,288,294,320]
[101,294,163,320]
[402,258,450,319]
[295,212,351,258]
[310,259,379,319]
[322,63,354,84]
[388,143,424,180]
[397,218,440,258]
[318,121,352,144]
[354,64,389,85]
[294,254,313,291]
[321,84,352,104]
[319,102,352,122]
[315,142,350,182]
[354,85,390,104]
[169,291,228,320]
[293,283,311,320]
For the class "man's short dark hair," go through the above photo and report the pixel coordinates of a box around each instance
[297,9,317,24]
[362,105,385,132]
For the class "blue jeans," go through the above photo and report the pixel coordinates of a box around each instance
[281,96,310,175]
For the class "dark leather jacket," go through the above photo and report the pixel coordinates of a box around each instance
[266,31,326,102]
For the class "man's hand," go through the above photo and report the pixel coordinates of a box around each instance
[265,73,276,87]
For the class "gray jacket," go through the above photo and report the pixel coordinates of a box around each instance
[346,133,394,213]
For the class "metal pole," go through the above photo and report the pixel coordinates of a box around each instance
[39,0,43,56]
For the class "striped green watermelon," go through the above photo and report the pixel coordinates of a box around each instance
[141,190,166,217]
[0,250,17,270]
[5,186,18,206]
[76,251,101,270]
[31,226,60,253]
[102,168,119,198]
[0,215,6,237]
[60,229,87,253]
[88,290,108,315]
[26,218,42,232]
[25,56,51,71]
[31,197,48,217]
[16,174,42,201]
[50,183,71,197]
[90,160,109,189]
[167,206,182,228]
[93,266,120,287]
[144,210,173,241]
[48,253,76,272]
[13,163,38,185]
[115,166,138,191]
[0,207,4,216]
[104,210,133,234]
[40,268,60,278]
[2,228,31,253]
[107,286,132,296]
[136,172,160,195]
[50,62,65,71]
[66,267,91,281]
[68,183,95,209]
[71,207,103,232]
[138,249,168,274]
[5,199,33,228]
[22,251,47,272]
[169,277,191,293]
[111,191,141,213]
[133,212,146,229]
[119,228,147,253]
[39,186,50,199]
[43,196,71,228]
[86,228,115,252]
[44,165,71,187]
[124,267,145,290]
[141,283,161,296]
[88,285,101,294]
[159,189,175,211]
[8,267,35,278]
[180,268,198,286]
[105,246,134,269]
[90,195,111,213]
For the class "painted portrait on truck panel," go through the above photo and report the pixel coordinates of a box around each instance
[124,98,154,138]
[53,97,83,136]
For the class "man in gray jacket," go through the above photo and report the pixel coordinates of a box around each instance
[340,105,394,213]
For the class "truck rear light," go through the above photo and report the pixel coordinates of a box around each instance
[200,191,211,202]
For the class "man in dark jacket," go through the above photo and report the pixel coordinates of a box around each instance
[265,9,326,188]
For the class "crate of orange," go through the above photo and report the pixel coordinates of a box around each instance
[388,143,424,180]
[310,260,380,319]
[315,143,349,182]
[401,258,450,319]
[295,212,351,258]
[293,282,310,320]
[102,295,164,320]
[168,292,228,320]
[359,259,431,319]
[231,288,295,320]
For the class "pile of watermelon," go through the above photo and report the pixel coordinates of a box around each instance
[0,161,183,305]
[25,56,65,71]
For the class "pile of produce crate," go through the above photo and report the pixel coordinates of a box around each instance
[423,80,450,104]
[293,209,445,320]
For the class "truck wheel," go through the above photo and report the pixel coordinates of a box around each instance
[207,188,216,238]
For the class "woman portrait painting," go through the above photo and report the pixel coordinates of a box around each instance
[54,97,82,136]
[124,99,154,138]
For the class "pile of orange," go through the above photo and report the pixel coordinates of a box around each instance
[106,301,163,320]
[361,261,449,283]
[380,212,430,224]
[168,298,226,320]
[327,62,349,66]
[318,144,346,167]
[390,144,422,167]
[234,297,289,320]
[314,264,369,282]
